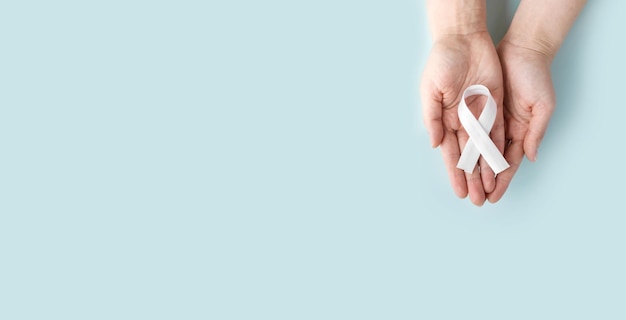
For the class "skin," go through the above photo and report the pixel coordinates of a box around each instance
[421,0,504,206]
[488,0,587,202]
[422,0,586,205]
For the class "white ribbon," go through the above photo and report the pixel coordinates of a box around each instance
[456,84,509,174]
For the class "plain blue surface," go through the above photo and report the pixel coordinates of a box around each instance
[1,0,625,319]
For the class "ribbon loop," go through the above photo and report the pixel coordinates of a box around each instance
[456,85,509,174]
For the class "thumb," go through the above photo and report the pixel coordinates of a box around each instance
[420,86,444,148]
[523,102,555,162]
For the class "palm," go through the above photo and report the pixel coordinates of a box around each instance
[488,42,556,202]
[421,32,505,206]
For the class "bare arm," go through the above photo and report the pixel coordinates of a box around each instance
[426,0,488,41]
[502,0,587,60]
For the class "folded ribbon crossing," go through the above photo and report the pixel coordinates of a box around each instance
[456,85,510,174]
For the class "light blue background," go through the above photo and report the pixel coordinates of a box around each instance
[1,1,624,319]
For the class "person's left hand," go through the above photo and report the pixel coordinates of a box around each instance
[421,32,505,206]
[487,40,556,203]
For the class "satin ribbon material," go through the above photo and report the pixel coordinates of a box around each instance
[456,85,509,174]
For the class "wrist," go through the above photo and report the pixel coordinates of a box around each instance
[500,33,558,62]
[432,21,489,42]
[434,31,495,55]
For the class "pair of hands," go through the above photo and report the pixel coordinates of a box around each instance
[421,32,555,205]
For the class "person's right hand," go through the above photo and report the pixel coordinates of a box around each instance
[421,31,505,206]
[488,40,556,203]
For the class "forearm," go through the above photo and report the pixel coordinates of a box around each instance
[502,0,586,60]
[426,0,487,40]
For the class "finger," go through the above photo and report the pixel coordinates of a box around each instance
[491,94,506,155]
[524,103,555,162]
[479,157,496,194]
[440,129,467,198]
[487,139,524,203]
[466,167,486,206]
[481,92,504,195]
[420,85,444,148]
[457,130,485,206]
